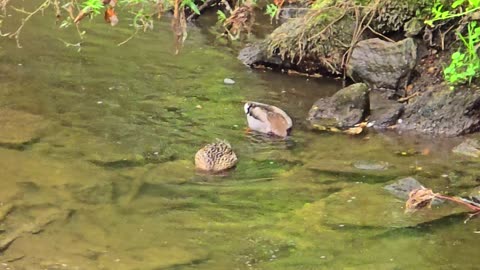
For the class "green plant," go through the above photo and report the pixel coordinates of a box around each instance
[444,21,480,85]
[426,0,480,27]
[217,10,227,23]
[427,0,480,86]
[265,3,278,20]
[81,0,104,15]
[180,0,200,15]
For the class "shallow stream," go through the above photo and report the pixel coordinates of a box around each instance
[0,4,479,269]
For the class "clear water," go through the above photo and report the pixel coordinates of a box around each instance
[0,3,479,270]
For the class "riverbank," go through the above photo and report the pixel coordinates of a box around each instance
[237,0,480,136]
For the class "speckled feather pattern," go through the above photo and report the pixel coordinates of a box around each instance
[195,141,238,171]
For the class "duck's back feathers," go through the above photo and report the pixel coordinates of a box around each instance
[195,140,238,172]
[244,101,292,137]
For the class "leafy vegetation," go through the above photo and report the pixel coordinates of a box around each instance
[444,22,480,85]
[426,0,480,86]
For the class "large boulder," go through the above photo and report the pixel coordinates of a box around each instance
[239,5,356,74]
[238,42,284,67]
[307,83,369,129]
[399,85,480,136]
[346,38,418,91]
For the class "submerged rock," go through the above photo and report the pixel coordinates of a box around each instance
[353,160,389,171]
[452,139,480,158]
[308,83,369,129]
[346,38,418,91]
[384,177,424,200]
[69,181,114,204]
[0,108,49,148]
[384,177,443,205]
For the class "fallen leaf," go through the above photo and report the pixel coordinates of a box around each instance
[104,7,118,26]
[344,126,363,135]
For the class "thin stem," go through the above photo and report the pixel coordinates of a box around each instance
[8,0,51,48]
[117,29,139,46]
[435,194,480,212]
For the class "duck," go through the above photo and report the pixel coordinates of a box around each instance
[195,140,238,172]
[244,101,293,138]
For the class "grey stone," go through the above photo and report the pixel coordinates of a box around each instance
[353,160,389,171]
[223,78,236,85]
[399,85,480,136]
[384,177,424,200]
[308,83,370,129]
[369,90,404,128]
[238,42,284,67]
[404,17,424,37]
[346,38,418,90]
[452,139,480,158]
[384,177,443,205]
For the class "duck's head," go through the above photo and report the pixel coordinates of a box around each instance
[244,102,253,115]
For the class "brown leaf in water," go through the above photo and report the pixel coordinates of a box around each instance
[421,148,431,156]
[74,7,91,24]
[405,187,436,213]
[104,7,118,26]
[344,126,363,135]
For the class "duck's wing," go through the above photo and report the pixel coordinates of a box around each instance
[248,105,270,123]
[267,111,289,137]
[249,102,292,128]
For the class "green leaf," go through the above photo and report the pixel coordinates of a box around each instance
[216,10,227,23]
[452,0,465,8]
[451,51,463,60]
[188,2,200,15]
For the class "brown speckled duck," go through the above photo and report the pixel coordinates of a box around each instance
[195,140,238,172]
[244,101,293,138]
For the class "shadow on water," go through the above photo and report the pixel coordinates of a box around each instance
[0,3,479,270]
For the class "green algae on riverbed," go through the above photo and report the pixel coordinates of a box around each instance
[0,5,479,270]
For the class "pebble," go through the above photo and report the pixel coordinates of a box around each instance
[223,78,235,85]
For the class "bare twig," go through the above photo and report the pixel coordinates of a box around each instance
[398,92,419,102]
[1,0,11,14]
[117,29,139,46]
[435,194,480,212]
[8,0,51,48]
[366,25,395,42]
